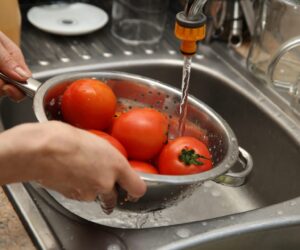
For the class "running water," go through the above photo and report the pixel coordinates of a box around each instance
[178,55,193,136]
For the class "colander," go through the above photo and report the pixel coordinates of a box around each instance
[0,71,253,212]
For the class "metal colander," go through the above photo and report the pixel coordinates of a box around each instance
[0,71,253,212]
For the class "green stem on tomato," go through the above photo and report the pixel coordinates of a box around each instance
[178,148,209,166]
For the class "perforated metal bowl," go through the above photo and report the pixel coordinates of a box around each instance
[0,71,253,212]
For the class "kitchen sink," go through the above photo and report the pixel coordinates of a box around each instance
[1,43,300,249]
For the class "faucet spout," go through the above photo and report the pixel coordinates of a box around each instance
[184,0,208,19]
[174,0,208,55]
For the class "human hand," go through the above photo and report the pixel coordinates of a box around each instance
[0,32,31,101]
[0,121,146,214]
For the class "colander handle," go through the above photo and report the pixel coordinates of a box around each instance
[0,72,41,98]
[214,147,253,187]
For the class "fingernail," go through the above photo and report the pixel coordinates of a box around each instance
[126,195,139,203]
[14,66,31,78]
[3,87,12,98]
[100,204,114,215]
[102,209,113,215]
[2,86,24,103]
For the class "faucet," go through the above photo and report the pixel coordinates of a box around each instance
[175,0,208,55]
[175,0,255,52]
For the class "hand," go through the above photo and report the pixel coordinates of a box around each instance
[0,121,147,214]
[0,32,31,101]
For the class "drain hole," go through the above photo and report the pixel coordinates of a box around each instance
[61,19,75,25]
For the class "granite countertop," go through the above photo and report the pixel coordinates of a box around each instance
[0,187,35,250]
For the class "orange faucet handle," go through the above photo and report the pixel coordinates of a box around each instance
[174,12,207,55]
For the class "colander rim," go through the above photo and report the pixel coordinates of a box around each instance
[33,71,240,184]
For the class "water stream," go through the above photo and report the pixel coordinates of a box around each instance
[178,55,193,136]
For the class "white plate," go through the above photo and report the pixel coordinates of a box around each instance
[27,3,109,35]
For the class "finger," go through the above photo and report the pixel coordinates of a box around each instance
[0,79,4,96]
[2,85,25,102]
[117,165,147,200]
[0,32,31,74]
[97,188,118,215]
[0,73,25,101]
[0,36,31,81]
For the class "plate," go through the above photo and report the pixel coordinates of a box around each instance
[27,3,109,35]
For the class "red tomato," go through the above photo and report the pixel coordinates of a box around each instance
[89,130,128,158]
[129,161,159,174]
[158,136,212,175]
[61,79,117,130]
[111,108,169,161]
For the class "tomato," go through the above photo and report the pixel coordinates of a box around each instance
[61,79,117,130]
[111,108,169,161]
[88,130,127,158]
[129,161,159,174]
[158,136,212,175]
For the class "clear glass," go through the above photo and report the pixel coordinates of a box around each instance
[111,0,170,45]
[247,0,300,84]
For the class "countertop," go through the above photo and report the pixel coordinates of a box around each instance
[0,187,35,250]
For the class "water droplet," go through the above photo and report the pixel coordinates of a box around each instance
[201,221,208,226]
[82,55,91,60]
[230,155,236,162]
[107,244,121,250]
[168,50,176,55]
[124,51,133,56]
[277,210,283,215]
[211,190,221,197]
[103,52,112,58]
[49,98,55,106]
[176,228,191,238]
[195,54,204,60]
[39,60,49,66]
[203,182,212,188]
[145,49,154,55]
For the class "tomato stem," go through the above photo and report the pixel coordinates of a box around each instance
[178,148,209,166]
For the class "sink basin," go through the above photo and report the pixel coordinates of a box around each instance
[1,44,300,249]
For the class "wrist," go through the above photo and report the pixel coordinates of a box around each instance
[0,123,46,184]
[0,129,28,184]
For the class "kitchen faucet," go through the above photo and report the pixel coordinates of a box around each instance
[175,0,208,55]
[175,0,256,52]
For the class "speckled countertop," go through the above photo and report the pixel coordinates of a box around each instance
[0,187,35,250]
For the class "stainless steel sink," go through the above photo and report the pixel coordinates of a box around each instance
[1,43,300,249]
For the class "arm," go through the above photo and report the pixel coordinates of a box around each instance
[0,122,146,213]
[0,127,35,184]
